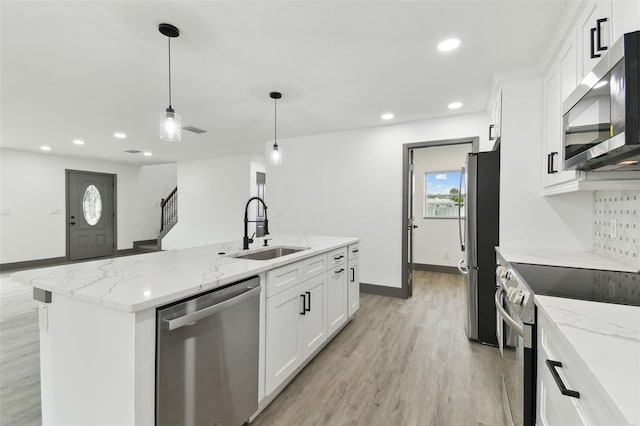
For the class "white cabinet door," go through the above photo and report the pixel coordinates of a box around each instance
[327,266,348,336]
[542,61,582,192]
[611,0,640,44]
[559,36,578,102]
[299,273,327,359]
[265,284,304,395]
[347,258,360,317]
[577,1,612,82]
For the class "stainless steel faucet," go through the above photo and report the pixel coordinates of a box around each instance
[243,197,269,250]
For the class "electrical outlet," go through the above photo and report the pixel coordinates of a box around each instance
[610,219,617,239]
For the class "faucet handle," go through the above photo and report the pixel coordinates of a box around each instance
[248,232,255,244]
[263,238,272,247]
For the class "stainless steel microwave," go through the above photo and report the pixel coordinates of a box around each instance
[562,31,639,171]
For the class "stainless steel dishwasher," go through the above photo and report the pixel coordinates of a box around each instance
[156,276,261,426]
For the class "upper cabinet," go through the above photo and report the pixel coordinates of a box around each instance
[611,0,640,43]
[489,90,502,144]
[540,0,639,195]
[577,1,612,83]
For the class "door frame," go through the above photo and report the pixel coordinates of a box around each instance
[401,136,479,298]
[65,169,118,261]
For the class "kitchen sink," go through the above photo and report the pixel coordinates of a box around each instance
[229,246,309,261]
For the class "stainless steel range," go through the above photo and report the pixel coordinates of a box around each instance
[495,254,640,426]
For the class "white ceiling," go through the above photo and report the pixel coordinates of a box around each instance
[1,1,567,165]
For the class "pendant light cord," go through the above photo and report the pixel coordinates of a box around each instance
[168,37,172,108]
[274,97,278,144]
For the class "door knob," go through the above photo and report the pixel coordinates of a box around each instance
[70,221,76,225]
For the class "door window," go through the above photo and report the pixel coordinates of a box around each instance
[82,184,102,226]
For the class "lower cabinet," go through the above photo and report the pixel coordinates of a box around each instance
[536,307,621,425]
[327,263,348,336]
[348,258,360,317]
[265,245,359,397]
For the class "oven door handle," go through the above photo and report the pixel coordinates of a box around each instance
[495,287,524,336]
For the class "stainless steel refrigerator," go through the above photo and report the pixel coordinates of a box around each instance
[457,150,499,345]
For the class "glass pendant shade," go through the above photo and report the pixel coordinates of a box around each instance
[159,108,181,142]
[270,143,282,165]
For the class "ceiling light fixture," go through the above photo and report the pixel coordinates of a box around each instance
[158,23,181,142]
[448,101,463,110]
[40,146,51,151]
[114,132,127,139]
[381,113,395,120]
[438,38,461,52]
[143,152,153,157]
[269,91,282,165]
[73,139,85,145]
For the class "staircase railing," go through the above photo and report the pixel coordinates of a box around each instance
[158,186,178,249]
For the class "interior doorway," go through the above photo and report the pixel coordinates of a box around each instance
[401,137,479,298]
[66,170,117,261]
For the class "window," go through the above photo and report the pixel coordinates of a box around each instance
[424,171,465,218]
[82,184,102,226]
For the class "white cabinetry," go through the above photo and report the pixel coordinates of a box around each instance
[537,307,621,425]
[559,36,578,102]
[264,244,359,397]
[489,90,502,144]
[577,1,612,82]
[327,260,348,336]
[542,60,582,191]
[611,0,640,43]
[347,258,360,317]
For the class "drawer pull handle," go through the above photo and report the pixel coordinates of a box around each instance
[333,255,344,260]
[335,268,344,274]
[546,360,580,398]
[352,249,359,253]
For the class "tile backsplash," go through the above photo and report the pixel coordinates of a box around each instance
[593,190,640,269]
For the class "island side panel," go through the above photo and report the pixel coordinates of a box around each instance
[134,307,156,426]
[40,292,136,425]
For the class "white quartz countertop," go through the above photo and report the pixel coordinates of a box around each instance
[12,235,359,313]
[535,295,640,425]
[496,247,638,272]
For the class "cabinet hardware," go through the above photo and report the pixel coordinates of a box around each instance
[590,27,601,59]
[546,360,580,398]
[333,255,344,260]
[351,267,355,282]
[335,268,344,274]
[489,124,496,141]
[548,152,558,174]
[352,249,359,253]
[300,294,306,315]
[305,291,311,312]
[596,18,608,52]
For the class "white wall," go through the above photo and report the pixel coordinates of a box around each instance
[412,144,471,267]
[0,148,177,264]
[499,78,592,250]
[266,113,490,288]
[161,155,257,250]
[248,160,267,237]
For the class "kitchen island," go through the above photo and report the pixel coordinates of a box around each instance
[12,235,360,426]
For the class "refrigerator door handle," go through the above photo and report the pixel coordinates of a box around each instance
[457,259,469,275]
[458,166,465,252]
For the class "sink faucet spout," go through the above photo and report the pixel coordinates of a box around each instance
[243,197,269,250]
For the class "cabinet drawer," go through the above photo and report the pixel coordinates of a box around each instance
[347,243,360,260]
[266,261,304,298]
[537,310,619,425]
[303,254,328,279]
[328,247,347,267]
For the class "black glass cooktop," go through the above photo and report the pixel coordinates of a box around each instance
[511,263,640,307]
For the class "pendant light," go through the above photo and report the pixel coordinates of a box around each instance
[159,23,181,142]
[270,91,282,165]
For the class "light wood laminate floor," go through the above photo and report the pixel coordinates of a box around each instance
[0,270,505,426]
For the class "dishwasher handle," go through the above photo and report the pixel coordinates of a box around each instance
[165,285,261,331]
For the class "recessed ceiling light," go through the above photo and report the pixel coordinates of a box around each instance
[40,146,51,151]
[73,139,85,145]
[114,132,127,139]
[448,102,463,110]
[381,113,395,120]
[143,152,153,157]
[438,38,461,52]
